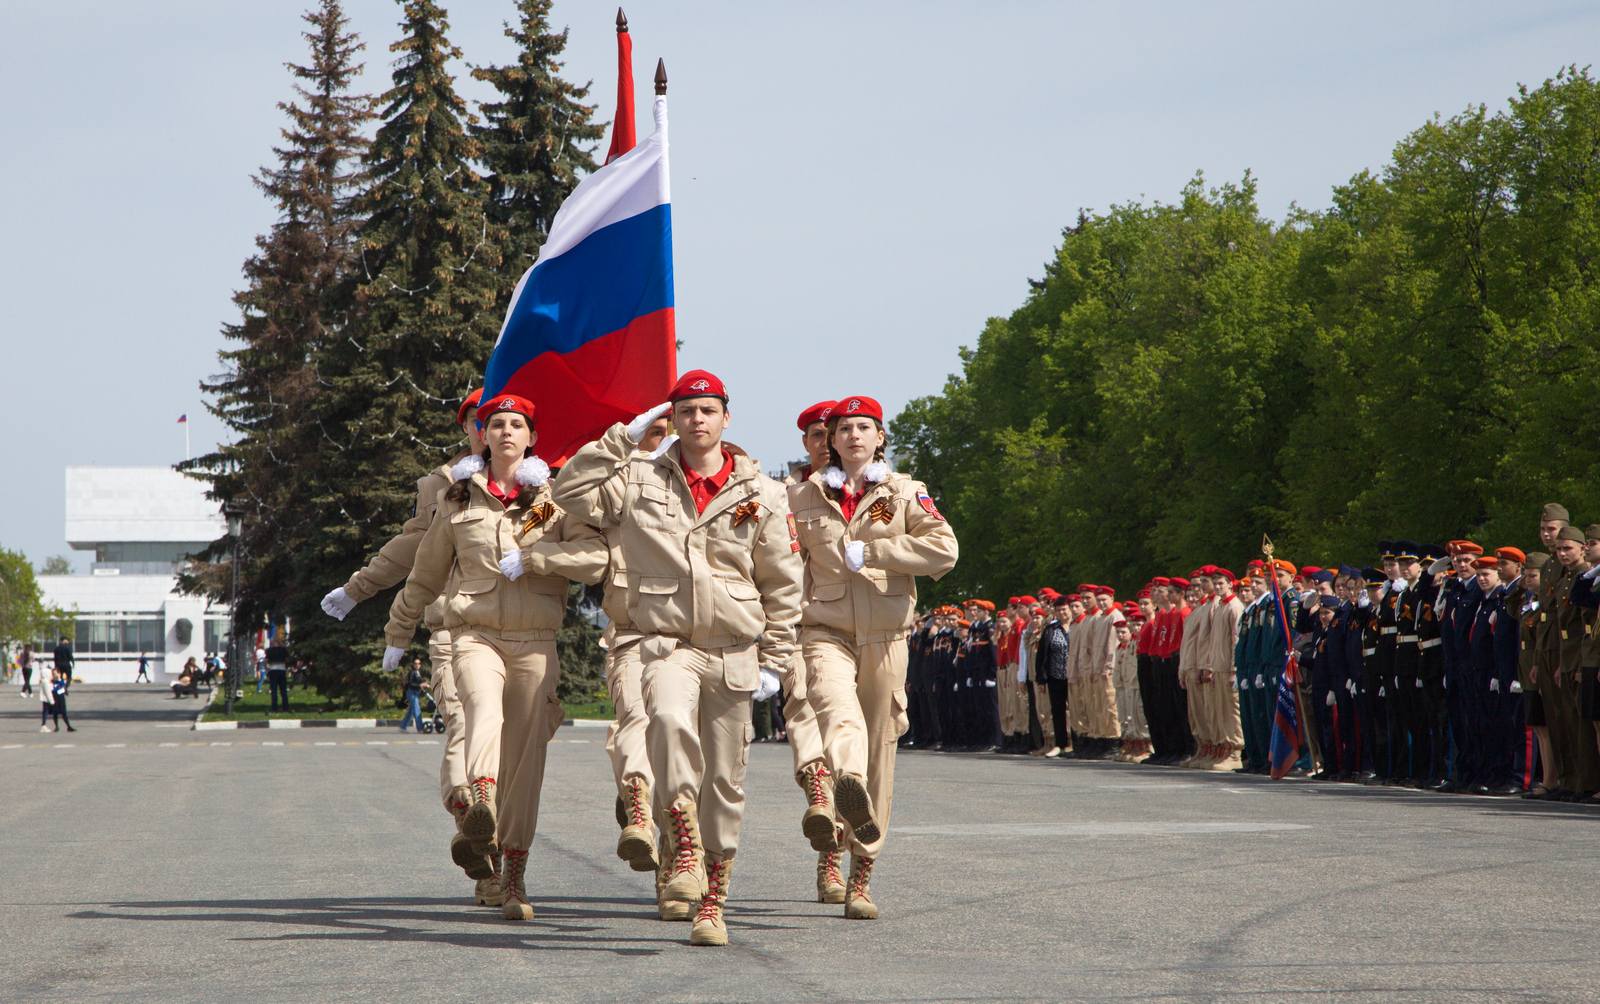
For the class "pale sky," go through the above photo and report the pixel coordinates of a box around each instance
[3,0,1596,570]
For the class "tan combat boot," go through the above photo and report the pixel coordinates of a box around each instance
[446,785,471,826]
[475,851,505,908]
[499,847,533,921]
[655,830,697,920]
[816,848,846,904]
[451,832,494,880]
[798,761,839,852]
[689,855,732,947]
[616,777,659,873]
[660,799,706,903]
[461,776,498,855]
[832,772,881,846]
[844,854,878,920]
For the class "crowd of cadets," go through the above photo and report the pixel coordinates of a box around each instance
[901,503,1600,802]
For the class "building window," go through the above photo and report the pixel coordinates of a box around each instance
[69,616,164,655]
[204,618,231,655]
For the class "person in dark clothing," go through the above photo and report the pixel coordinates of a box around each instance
[48,666,75,732]
[18,643,34,695]
[400,656,427,732]
[265,643,291,712]
[135,652,151,683]
[1036,596,1071,757]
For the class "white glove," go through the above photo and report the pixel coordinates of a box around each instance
[1255,674,1265,689]
[1347,679,1357,696]
[382,646,405,671]
[754,668,781,702]
[1230,678,1239,692]
[1326,692,1336,707]
[984,679,996,688]
[1378,686,1386,697]
[1510,680,1523,694]
[844,540,867,572]
[499,549,525,581]
[321,587,357,621]
[626,402,671,443]
[1489,678,1500,693]
[1415,677,1423,688]
[648,434,679,460]
[966,677,973,687]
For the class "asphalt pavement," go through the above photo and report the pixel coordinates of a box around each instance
[3,685,1599,1003]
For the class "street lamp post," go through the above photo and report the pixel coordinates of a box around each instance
[223,501,244,717]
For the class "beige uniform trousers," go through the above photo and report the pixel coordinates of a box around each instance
[785,687,825,777]
[641,637,754,859]
[1117,677,1149,740]
[605,638,652,790]
[1081,672,1122,738]
[803,629,910,858]
[453,629,563,850]
[1032,682,1055,744]
[428,630,467,809]
[1186,673,1211,744]
[996,666,1019,734]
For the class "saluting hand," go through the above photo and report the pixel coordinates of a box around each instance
[626,402,671,443]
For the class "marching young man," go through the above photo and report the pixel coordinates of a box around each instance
[555,370,803,947]
[789,395,959,920]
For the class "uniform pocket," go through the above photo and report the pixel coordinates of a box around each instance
[631,483,677,528]
[722,641,760,693]
[810,581,848,602]
[447,578,498,628]
[545,692,564,740]
[890,688,910,740]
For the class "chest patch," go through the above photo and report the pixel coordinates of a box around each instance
[868,498,895,525]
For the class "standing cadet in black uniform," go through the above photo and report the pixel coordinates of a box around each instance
[964,601,1000,752]
[1389,542,1424,785]
[1364,541,1401,783]
[1309,596,1345,779]
[1414,546,1449,789]
[930,613,960,751]
[1439,541,1484,791]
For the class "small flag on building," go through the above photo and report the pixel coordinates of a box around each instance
[177,414,188,423]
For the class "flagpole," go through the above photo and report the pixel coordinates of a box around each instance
[185,419,190,461]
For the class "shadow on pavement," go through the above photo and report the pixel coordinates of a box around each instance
[0,685,201,727]
[66,894,806,953]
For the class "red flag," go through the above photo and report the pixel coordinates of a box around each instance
[604,11,636,164]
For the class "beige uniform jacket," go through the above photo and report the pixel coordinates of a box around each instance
[554,423,803,674]
[343,462,454,629]
[1113,640,1139,688]
[385,473,607,648]
[1178,598,1214,683]
[789,471,958,646]
[1093,610,1125,678]
[1205,596,1244,677]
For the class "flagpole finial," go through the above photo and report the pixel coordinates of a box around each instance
[654,58,667,95]
[616,8,627,32]
[1261,533,1275,559]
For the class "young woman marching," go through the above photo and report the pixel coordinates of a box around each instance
[791,395,959,919]
[384,393,607,921]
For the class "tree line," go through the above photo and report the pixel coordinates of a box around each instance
[183,0,605,705]
[891,67,1600,607]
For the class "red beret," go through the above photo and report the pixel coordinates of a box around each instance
[1019,595,1039,606]
[1301,565,1323,576]
[1496,547,1526,564]
[1137,587,1151,599]
[669,369,728,403]
[797,401,836,431]
[1066,593,1081,602]
[1453,541,1484,556]
[1272,559,1297,575]
[457,388,483,426]
[1170,577,1191,589]
[832,396,883,423]
[476,393,536,426]
[1213,567,1235,580]
[974,599,995,612]
[1150,576,1172,587]
[1473,555,1499,569]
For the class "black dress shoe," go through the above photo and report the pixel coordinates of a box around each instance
[1354,771,1377,783]
[1432,780,1457,793]
[1490,784,1522,796]
[1471,784,1492,795]
[1311,770,1333,780]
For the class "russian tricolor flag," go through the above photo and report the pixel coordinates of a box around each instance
[483,54,676,465]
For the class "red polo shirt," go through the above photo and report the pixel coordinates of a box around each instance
[839,487,867,522]
[682,449,735,514]
[484,476,517,507]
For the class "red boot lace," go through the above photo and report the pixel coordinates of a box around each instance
[627,780,650,828]
[668,805,697,877]
[820,851,844,888]
[696,859,727,923]
[471,776,497,804]
[501,847,528,900]
[804,764,833,808]
[848,857,875,900]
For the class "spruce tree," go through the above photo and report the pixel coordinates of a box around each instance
[471,0,603,281]
[286,0,505,703]
[182,0,372,642]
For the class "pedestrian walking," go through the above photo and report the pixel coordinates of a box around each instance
[400,656,428,732]
[47,667,74,732]
[19,643,33,696]
[265,642,290,712]
[135,651,151,683]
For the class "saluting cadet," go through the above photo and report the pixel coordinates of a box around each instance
[386,393,608,921]
[1387,542,1426,785]
[1438,541,1483,790]
[791,395,958,919]
[555,370,803,946]
[964,600,1001,752]
[784,400,847,904]
[1364,542,1402,782]
[1412,549,1449,788]
[320,390,500,904]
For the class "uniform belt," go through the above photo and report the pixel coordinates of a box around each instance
[1397,634,1419,643]
[1418,638,1442,650]
[1380,627,1398,635]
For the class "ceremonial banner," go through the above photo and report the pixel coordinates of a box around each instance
[483,36,675,466]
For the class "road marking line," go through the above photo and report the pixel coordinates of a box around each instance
[416,739,438,745]
[315,741,336,746]
[2,743,22,749]
[105,743,126,748]
[566,739,590,744]
[262,741,284,747]
[210,742,232,747]
[159,742,179,748]
[366,741,388,746]
[54,743,76,748]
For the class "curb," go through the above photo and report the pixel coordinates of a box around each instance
[191,716,613,731]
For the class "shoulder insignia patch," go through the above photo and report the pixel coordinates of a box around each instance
[916,491,944,521]
[786,512,800,552]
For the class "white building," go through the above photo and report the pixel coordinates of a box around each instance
[36,467,230,684]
